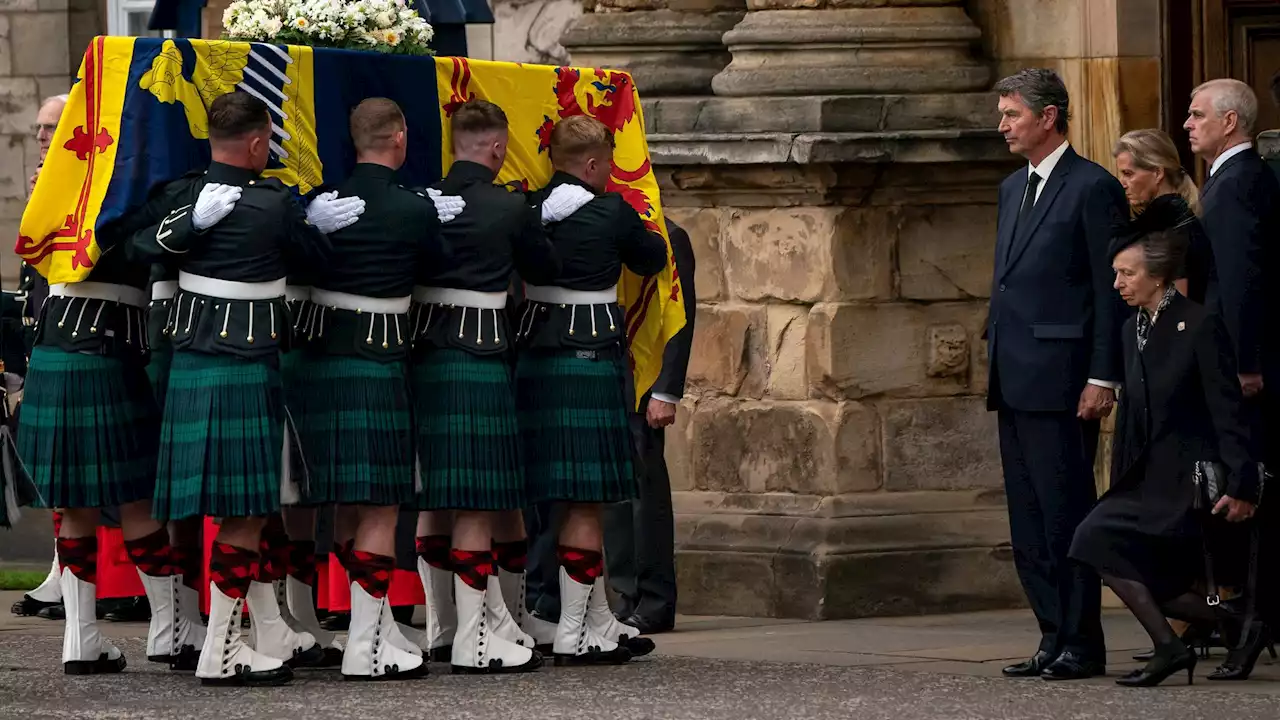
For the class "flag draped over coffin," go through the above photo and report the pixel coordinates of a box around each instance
[16,37,685,408]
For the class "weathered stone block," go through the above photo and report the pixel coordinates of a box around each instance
[0,78,39,136]
[666,399,696,492]
[724,207,893,303]
[664,206,725,301]
[689,400,837,494]
[675,550,778,617]
[834,402,880,492]
[9,13,69,77]
[765,304,808,399]
[808,301,987,399]
[0,0,40,10]
[880,397,1001,491]
[971,328,990,396]
[898,204,997,300]
[0,136,27,200]
[0,16,11,77]
[686,304,764,395]
[926,324,968,378]
[821,547,1023,619]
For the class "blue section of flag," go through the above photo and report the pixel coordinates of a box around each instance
[98,38,211,234]
[310,48,443,190]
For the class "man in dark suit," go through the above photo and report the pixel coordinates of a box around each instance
[1186,78,1280,673]
[987,69,1127,681]
[603,218,696,634]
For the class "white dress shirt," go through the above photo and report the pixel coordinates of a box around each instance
[650,392,678,406]
[1210,141,1253,177]
[1023,140,1118,392]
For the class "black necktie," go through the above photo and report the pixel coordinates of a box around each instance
[1017,171,1042,230]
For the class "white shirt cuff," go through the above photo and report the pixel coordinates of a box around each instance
[1087,379,1120,391]
[650,393,679,405]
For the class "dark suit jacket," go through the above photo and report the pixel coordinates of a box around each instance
[647,219,696,405]
[1108,294,1259,531]
[987,145,1128,412]
[1197,147,1280,378]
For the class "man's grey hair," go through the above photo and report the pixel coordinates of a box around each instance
[41,94,69,106]
[1192,78,1258,137]
[994,68,1071,134]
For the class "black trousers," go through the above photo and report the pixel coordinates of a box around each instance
[602,414,677,622]
[998,406,1105,659]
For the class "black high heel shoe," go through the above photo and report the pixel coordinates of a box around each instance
[1207,620,1271,681]
[1117,642,1197,687]
[1133,623,1217,661]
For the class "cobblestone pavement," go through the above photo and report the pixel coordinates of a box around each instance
[2,592,1277,719]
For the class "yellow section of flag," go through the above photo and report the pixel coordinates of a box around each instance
[434,57,686,408]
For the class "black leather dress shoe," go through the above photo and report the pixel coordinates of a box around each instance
[625,614,675,635]
[1002,650,1053,677]
[1040,651,1105,681]
[10,595,60,618]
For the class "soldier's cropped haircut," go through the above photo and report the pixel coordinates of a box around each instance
[548,115,613,167]
[451,99,508,137]
[351,98,405,152]
[208,91,271,141]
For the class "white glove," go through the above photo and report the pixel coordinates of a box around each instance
[424,187,466,224]
[541,184,594,224]
[307,191,366,234]
[192,183,242,231]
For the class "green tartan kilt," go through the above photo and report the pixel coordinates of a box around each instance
[413,349,524,511]
[292,354,415,506]
[515,349,636,504]
[18,347,160,509]
[152,351,287,521]
[146,346,172,409]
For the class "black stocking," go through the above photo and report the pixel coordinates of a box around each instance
[1159,592,1218,626]
[1103,573,1177,647]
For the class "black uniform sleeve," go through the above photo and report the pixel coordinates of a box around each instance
[651,221,696,399]
[1196,313,1260,502]
[511,202,560,286]
[281,194,333,277]
[114,179,202,263]
[416,195,451,275]
[616,198,667,277]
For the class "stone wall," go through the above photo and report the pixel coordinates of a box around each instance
[0,0,89,287]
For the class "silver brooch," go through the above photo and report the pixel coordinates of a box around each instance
[1177,321,1186,332]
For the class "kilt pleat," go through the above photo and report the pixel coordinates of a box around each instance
[18,347,159,508]
[146,348,172,409]
[292,354,415,505]
[412,349,524,511]
[515,351,635,504]
[152,352,285,521]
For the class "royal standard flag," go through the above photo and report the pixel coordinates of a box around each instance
[17,38,685,407]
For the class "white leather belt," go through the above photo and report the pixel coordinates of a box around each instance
[286,285,312,303]
[524,284,617,305]
[150,281,178,301]
[50,282,146,309]
[313,288,410,314]
[413,286,507,310]
[179,271,286,301]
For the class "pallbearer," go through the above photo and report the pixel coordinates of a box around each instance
[516,115,667,666]
[411,99,578,674]
[129,91,362,686]
[291,97,461,680]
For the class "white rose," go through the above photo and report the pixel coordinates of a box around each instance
[375,11,393,28]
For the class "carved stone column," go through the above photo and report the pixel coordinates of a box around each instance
[561,0,746,96]
[561,0,1030,621]
[712,1,989,96]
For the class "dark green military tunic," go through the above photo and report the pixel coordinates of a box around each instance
[17,172,211,510]
[292,163,446,506]
[516,172,666,504]
[126,162,332,521]
[412,160,558,511]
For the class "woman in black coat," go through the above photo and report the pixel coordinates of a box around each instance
[1068,196,1261,687]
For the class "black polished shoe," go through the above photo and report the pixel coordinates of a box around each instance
[624,614,675,635]
[1117,642,1195,687]
[1002,650,1053,678]
[102,597,150,623]
[10,595,60,618]
[319,612,350,631]
[37,604,65,621]
[1208,621,1271,681]
[1040,651,1105,681]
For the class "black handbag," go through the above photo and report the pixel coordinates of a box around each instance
[1191,460,1266,512]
